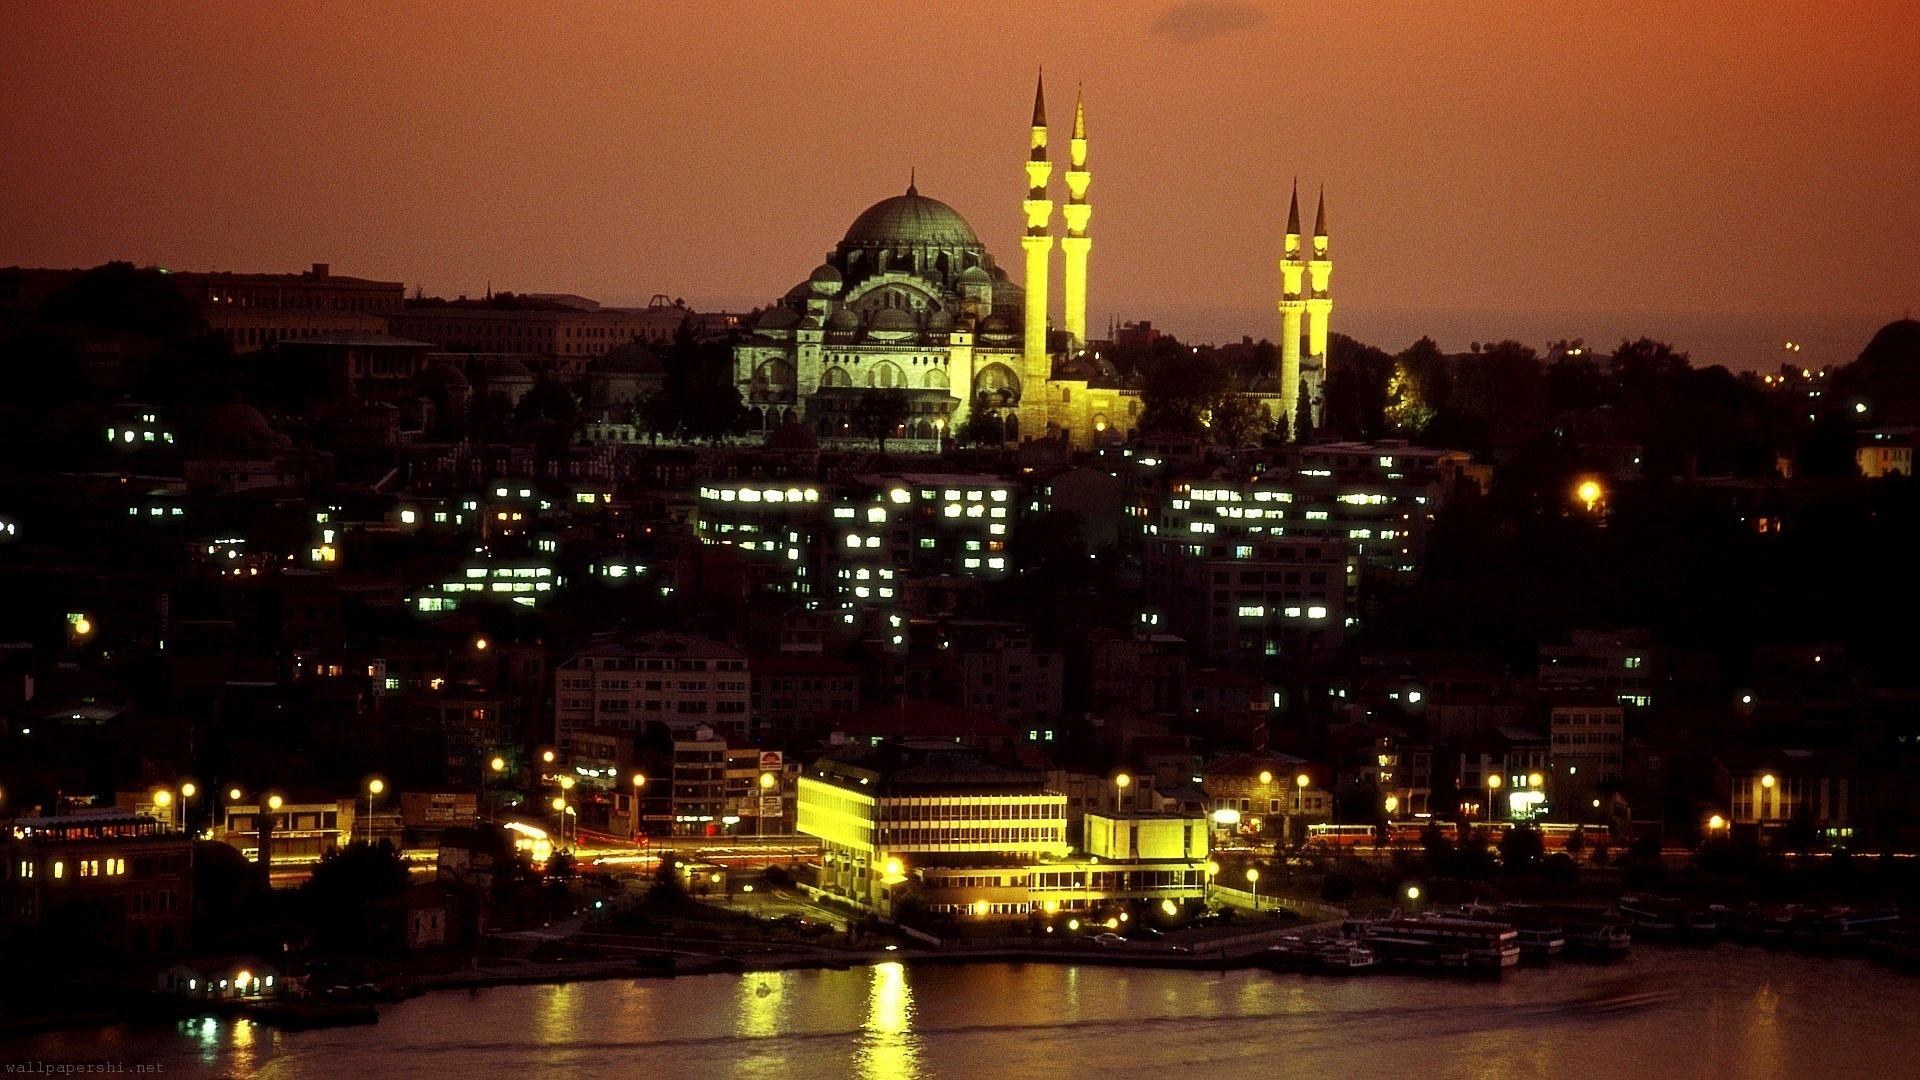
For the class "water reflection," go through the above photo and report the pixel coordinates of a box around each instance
[738,970,790,1039]
[855,961,921,1079]
[534,980,580,1044]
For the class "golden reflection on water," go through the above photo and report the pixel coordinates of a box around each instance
[855,961,921,1079]
[535,980,580,1043]
[738,970,790,1039]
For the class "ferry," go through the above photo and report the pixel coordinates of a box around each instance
[1500,901,1631,957]
[1515,926,1566,960]
[1347,915,1520,971]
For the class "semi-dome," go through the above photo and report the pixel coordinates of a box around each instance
[842,184,982,249]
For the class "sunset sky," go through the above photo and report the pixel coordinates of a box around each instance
[2,2,1911,369]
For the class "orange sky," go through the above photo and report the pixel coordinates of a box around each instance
[2,2,1912,368]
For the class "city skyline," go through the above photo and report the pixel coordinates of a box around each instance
[1,2,1912,370]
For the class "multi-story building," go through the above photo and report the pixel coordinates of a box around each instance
[1540,629,1656,709]
[670,726,729,836]
[384,302,692,376]
[554,632,751,748]
[2,810,194,962]
[749,652,862,745]
[1548,697,1625,815]
[1147,530,1355,669]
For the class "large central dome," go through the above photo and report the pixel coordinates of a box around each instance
[842,183,982,249]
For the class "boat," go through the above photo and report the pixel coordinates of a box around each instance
[1500,901,1630,958]
[1617,896,1681,938]
[1350,915,1520,971]
[1516,926,1565,961]
[1315,940,1379,972]
[1812,908,1902,949]
[1682,905,1731,940]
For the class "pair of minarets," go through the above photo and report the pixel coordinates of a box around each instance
[1278,182,1332,433]
[1019,74,1090,437]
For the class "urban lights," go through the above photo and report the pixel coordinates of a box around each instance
[1114,772,1131,813]
[1246,867,1260,911]
[363,778,385,844]
[1486,774,1502,821]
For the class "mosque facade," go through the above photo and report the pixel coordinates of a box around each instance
[734,78,1332,450]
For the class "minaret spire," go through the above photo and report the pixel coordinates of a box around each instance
[1277,179,1307,438]
[1019,68,1055,442]
[1304,187,1333,431]
[1061,85,1092,348]
[908,168,917,196]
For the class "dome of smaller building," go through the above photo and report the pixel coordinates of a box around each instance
[201,400,277,453]
[976,313,1017,343]
[482,356,532,379]
[418,362,469,389]
[926,309,955,334]
[957,265,992,285]
[755,305,801,331]
[868,307,917,341]
[808,263,844,295]
[826,306,861,332]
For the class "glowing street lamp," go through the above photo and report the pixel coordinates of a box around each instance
[179,782,198,834]
[1486,774,1502,822]
[1114,772,1131,813]
[1204,859,1219,905]
[1246,867,1260,911]
[630,773,647,842]
[364,778,385,844]
[1576,479,1603,513]
[153,788,174,831]
[1384,794,1399,817]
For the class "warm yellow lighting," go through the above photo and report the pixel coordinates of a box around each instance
[552,797,566,812]
[1246,867,1260,884]
[491,757,506,773]
[1205,860,1219,877]
[632,773,646,788]
[1115,773,1131,790]
[759,772,776,790]
[1258,770,1273,785]
[1761,774,1775,789]
[560,776,575,790]
[180,782,197,799]
[228,787,243,802]
[474,637,489,651]
[153,790,172,807]
[1406,885,1421,900]
[711,873,722,884]
[1528,773,1543,788]
[1384,794,1399,815]
[1487,775,1502,790]
[542,750,555,764]
[1708,814,1725,830]
[885,858,903,878]
[267,795,282,811]
[1295,773,1310,789]
[1577,480,1602,508]
[368,778,384,796]
[973,900,990,916]
[1162,899,1178,916]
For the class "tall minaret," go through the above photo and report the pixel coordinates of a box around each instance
[1303,188,1333,428]
[1019,72,1055,440]
[1060,88,1092,349]
[1277,181,1306,437]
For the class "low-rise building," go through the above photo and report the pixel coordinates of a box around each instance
[3,809,193,963]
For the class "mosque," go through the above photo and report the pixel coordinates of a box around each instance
[733,77,1333,451]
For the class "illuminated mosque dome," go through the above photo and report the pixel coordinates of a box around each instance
[841,183,983,250]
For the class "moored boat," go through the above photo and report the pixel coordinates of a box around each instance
[1350,915,1520,971]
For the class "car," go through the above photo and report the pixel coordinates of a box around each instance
[1090,933,1128,947]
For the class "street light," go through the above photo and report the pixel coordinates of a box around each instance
[364,778,384,844]
[1384,794,1399,817]
[1246,867,1260,911]
[1204,860,1219,906]
[758,772,776,836]
[558,776,575,849]
[631,773,647,842]
[153,788,174,832]
[1114,772,1131,813]
[179,782,198,835]
[1486,775,1502,822]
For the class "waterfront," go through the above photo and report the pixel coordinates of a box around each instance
[6,946,1909,1079]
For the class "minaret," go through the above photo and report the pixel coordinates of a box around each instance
[1277,181,1306,437]
[1019,72,1055,441]
[1060,88,1092,349]
[1303,188,1333,428]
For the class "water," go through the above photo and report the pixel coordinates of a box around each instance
[6,947,1908,1079]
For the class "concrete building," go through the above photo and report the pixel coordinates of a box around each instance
[3,810,193,962]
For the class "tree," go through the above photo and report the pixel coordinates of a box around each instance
[1138,351,1229,435]
[853,389,911,452]
[1207,393,1272,448]
[956,408,1005,447]
[1498,825,1546,876]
